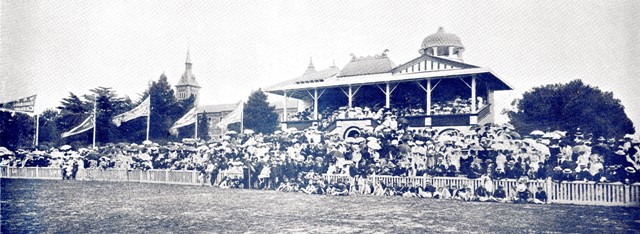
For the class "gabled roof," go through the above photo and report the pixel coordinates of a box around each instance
[265,67,513,97]
[198,99,298,113]
[391,54,478,74]
[338,52,395,77]
[265,67,340,91]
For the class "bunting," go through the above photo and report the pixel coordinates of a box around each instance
[0,95,37,114]
[216,102,243,130]
[169,107,197,136]
[61,114,95,138]
[112,97,150,127]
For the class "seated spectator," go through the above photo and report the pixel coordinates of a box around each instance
[533,186,547,204]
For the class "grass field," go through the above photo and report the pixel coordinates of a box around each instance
[1,178,639,233]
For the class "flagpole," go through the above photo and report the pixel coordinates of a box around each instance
[92,95,97,149]
[240,102,244,134]
[34,113,39,147]
[146,95,150,141]
[194,108,198,140]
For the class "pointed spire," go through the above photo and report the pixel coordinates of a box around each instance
[330,59,337,68]
[303,57,316,75]
[186,49,192,64]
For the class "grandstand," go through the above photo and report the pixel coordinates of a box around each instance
[264,28,512,138]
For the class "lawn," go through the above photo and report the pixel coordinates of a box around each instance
[1,178,639,233]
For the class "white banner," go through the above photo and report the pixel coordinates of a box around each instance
[0,94,36,113]
[169,107,197,136]
[61,114,95,138]
[112,97,150,127]
[216,102,243,130]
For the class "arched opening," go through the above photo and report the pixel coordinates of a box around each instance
[343,126,362,139]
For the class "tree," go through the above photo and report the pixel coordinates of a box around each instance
[243,89,278,134]
[507,80,635,138]
[89,87,132,144]
[197,111,210,140]
[38,109,62,147]
[139,74,185,142]
[0,112,34,150]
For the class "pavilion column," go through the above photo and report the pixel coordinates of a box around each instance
[348,85,353,108]
[385,83,391,108]
[426,79,432,115]
[471,75,477,113]
[313,88,319,120]
[283,90,288,122]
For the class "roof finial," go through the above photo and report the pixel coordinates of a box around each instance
[303,56,316,75]
[186,49,192,64]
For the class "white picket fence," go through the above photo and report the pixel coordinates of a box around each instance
[324,173,640,207]
[2,166,638,206]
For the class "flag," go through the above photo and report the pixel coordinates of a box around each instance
[62,114,95,138]
[169,107,197,136]
[0,95,36,114]
[216,102,243,130]
[112,97,150,127]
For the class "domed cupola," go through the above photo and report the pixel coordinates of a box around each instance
[419,27,465,61]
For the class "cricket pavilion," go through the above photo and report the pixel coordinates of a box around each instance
[264,27,513,138]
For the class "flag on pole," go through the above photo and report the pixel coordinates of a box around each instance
[169,107,198,136]
[112,97,150,127]
[0,94,36,114]
[216,102,243,130]
[61,114,95,138]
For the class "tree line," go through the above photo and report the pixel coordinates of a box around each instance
[0,74,209,150]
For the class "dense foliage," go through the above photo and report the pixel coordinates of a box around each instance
[507,80,635,138]
[243,89,278,134]
[1,74,203,149]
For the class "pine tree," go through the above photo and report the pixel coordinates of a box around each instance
[243,89,278,134]
[140,74,184,142]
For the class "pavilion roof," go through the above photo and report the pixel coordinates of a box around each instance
[264,54,513,99]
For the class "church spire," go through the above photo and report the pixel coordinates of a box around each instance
[303,57,316,75]
[186,50,192,66]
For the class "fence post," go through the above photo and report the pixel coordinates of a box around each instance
[165,170,170,183]
[546,179,553,204]
[35,167,39,178]
[193,170,198,184]
[624,185,630,205]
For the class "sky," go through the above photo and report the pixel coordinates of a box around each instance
[1,0,639,131]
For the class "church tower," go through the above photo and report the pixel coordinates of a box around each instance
[175,50,201,104]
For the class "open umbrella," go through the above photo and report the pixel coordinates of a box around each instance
[225,131,238,135]
[506,131,521,139]
[530,130,545,136]
[0,147,14,156]
[553,130,567,138]
[243,129,255,134]
[367,141,381,150]
[60,145,72,151]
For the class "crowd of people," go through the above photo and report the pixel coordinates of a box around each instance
[287,96,487,123]
[2,115,639,203]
